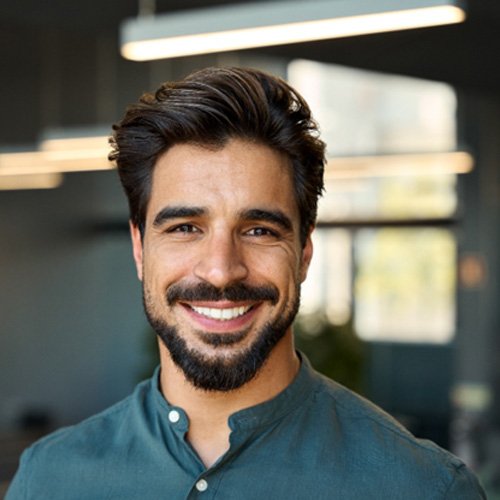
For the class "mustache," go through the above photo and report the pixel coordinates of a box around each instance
[166,282,279,305]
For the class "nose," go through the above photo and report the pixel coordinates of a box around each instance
[193,231,248,289]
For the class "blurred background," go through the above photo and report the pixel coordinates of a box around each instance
[1,0,499,496]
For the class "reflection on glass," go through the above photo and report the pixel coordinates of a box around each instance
[318,174,458,222]
[288,59,457,156]
[354,228,456,343]
[289,59,459,223]
[290,59,459,343]
[300,229,352,325]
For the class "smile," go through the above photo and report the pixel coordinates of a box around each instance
[189,305,252,321]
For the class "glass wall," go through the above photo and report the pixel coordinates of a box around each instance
[291,59,459,344]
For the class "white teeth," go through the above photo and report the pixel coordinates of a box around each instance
[191,305,250,321]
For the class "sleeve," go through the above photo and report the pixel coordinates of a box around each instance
[5,447,33,500]
[444,464,487,499]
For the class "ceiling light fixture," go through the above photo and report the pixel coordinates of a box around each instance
[0,173,63,191]
[120,0,466,61]
[324,151,474,179]
[0,130,113,178]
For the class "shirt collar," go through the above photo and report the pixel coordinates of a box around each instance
[150,352,317,433]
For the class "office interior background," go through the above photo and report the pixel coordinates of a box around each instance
[1,0,499,496]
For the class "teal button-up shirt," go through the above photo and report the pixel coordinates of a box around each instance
[7,356,485,499]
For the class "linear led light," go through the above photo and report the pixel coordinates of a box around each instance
[325,151,474,179]
[0,173,63,191]
[121,0,466,61]
[0,150,113,176]
[0,134,113,177]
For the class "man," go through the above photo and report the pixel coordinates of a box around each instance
[7,67,485,498]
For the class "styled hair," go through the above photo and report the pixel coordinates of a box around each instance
[109,66,325,245]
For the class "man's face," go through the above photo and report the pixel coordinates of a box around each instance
[131,138,313,391]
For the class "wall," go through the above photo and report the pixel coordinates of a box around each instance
[0,170,147,429]
[453,91,500,478]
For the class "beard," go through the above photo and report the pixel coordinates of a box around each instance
[143,281,300,392]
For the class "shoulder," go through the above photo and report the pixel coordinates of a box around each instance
[311,372,448,464]
[304,371,485,498]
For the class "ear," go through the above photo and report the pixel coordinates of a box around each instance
[299,228,314,283]
[129,221,143,281]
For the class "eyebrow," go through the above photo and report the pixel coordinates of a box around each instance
[152,206,206,227]
[240,208,293,232]
[151,205,294,233]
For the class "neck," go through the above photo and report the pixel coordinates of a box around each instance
[157,332,299,468]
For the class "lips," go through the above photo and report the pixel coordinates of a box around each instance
[168,282,277,332]
[179,301,258,332]
[189,304,252,321]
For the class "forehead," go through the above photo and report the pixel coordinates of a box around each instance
[147,139,299,222]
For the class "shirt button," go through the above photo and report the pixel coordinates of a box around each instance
[195,479,208,492]
[168,410,180,423]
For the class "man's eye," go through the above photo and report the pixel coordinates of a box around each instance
[246,227,277,237]
[167,224,199,234]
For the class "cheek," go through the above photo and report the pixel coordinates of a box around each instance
[143,244,193,290]
[248,249,301,291]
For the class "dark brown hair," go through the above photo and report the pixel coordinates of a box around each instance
[109,66,325,245]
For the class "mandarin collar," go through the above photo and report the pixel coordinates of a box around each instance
[150,353,317,435]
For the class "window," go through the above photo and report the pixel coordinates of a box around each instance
[290,60,461,343]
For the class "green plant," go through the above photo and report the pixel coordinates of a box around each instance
[294,313,365,395]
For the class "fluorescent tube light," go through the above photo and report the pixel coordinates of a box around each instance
[120,0,466,61]
[0,149,113,176]
[0,132,113,177]
[325,151,474,179]
[0,173,63,190]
